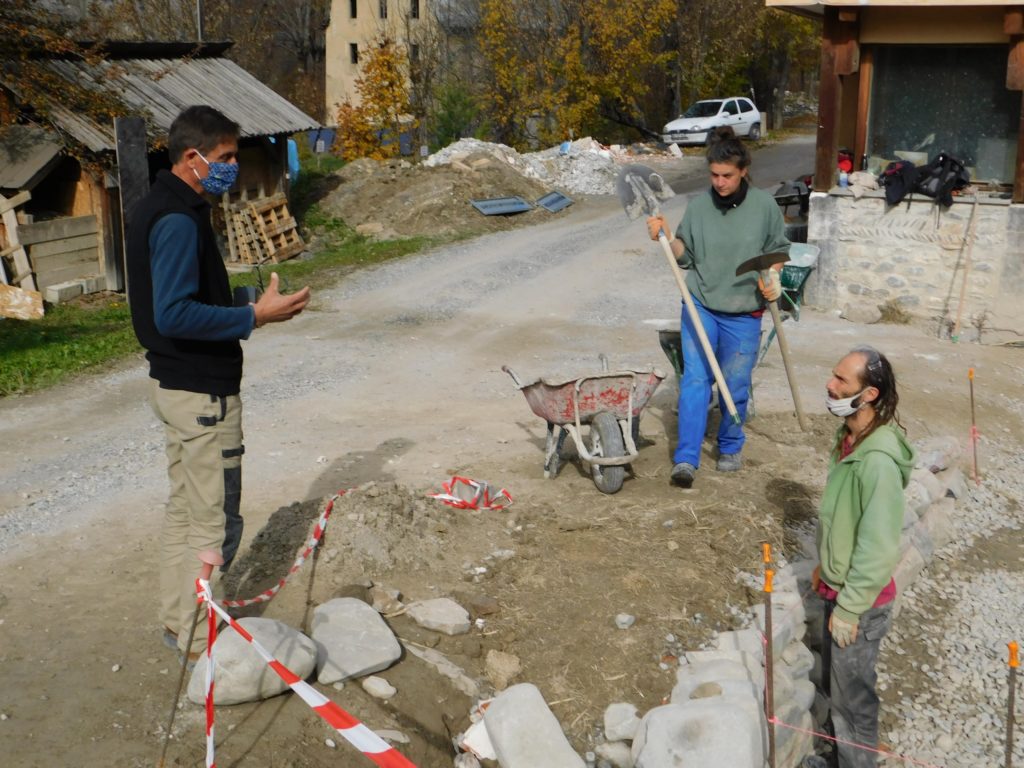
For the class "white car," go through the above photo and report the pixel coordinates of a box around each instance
[661,97,762,145]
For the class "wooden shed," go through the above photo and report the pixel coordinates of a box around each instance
[0,41,319,313]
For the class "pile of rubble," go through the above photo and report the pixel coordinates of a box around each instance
[317,137,695,240]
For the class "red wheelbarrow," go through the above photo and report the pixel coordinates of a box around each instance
[503,355,665,494]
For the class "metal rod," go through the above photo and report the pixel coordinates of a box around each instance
[1008,641,1019,768]
[762,543,776,768]
[969,368,980,485]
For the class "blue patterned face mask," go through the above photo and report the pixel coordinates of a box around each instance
[193,151,239,195]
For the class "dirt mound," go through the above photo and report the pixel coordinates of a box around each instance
[320,154,556,240]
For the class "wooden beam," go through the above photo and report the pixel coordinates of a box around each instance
[114,116,150,293]
[1015,89,1024,203]
[0,191,31,216]
[854,48,874,170]
[1009,36,1024,90]
[0,194,37,292]
[815,8,842,191]
[1005,8,1024,35]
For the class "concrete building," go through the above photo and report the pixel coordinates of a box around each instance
[324,0,433,117]
[770,1,1024,343]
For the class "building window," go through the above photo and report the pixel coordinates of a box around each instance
[349,43,359,64]
[379,0,387,19]
[869,45,1019,182]
[410,0,420,19]
[349,0,357,18]
[410,44,420,62]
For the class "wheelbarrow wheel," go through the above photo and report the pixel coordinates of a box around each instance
[589,411,626,494]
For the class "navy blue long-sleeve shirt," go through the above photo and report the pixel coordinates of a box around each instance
[149,213,255,340]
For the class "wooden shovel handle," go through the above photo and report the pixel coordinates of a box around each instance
[656,231,741,424]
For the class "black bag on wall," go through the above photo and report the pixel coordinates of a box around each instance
[914,152,970,207]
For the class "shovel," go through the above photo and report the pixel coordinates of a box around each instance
[616,164,741,426]
[735,252,809,431]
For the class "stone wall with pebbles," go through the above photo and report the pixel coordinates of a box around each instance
[576,435,966,768]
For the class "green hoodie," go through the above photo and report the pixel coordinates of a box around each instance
[817,424,917,625]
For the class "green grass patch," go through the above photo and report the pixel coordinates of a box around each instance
[0,298,141,397]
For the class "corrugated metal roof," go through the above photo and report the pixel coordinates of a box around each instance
[10,55,319,153]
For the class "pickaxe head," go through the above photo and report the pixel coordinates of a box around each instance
[616,164,676,221]
[735,252,790,277]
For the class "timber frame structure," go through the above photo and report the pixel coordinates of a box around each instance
[768,1,1024,202]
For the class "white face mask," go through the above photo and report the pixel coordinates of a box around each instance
[826,389,868,417]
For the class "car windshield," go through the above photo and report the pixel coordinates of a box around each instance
[682,101,722,118]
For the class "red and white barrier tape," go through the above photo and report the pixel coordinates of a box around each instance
[428,476,512,511]
[222,490,348,608]
[198,583,416,768]
[200,579,217,768]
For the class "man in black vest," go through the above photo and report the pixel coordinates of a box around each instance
[126,105,310,663]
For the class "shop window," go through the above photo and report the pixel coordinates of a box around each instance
[869,45,1019,182]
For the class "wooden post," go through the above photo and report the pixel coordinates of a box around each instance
[854,48,874,171]
[114,116,150,294]
[814,8,841,191]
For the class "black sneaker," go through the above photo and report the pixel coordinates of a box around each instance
[670,462,696,488]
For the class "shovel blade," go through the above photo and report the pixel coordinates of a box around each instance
[616,164,676,221]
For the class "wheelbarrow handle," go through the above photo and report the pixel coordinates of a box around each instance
[501,365,525,388]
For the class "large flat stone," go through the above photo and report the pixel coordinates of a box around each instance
[483,683,585,768]
[407,597,471,635]
[632,696,765,768]
[672,658,762,703]
[313,597,401,684]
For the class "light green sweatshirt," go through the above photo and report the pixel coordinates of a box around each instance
[675,185,790,314]
[817,424,917,625]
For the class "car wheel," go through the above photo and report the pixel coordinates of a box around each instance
[748,123,761,141]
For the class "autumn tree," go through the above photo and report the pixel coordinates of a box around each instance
[335,36,415,161]
[477,0,674,148]
[0,1,140,142]
[746,8,820,130]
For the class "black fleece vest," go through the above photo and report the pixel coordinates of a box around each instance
[126,170,243,395]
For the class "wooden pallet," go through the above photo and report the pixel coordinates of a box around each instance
[225,194,304,265]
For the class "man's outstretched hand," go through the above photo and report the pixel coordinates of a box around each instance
[253,272,311,328]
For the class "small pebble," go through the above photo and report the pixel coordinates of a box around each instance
[325,738,337,749]
[615,613,636,630]
[111,664,120,673]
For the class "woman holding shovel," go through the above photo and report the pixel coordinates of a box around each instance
[647,126,789,488]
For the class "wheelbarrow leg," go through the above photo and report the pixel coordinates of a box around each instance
[544,422,562,479]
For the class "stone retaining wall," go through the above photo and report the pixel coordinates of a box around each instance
[804,190,1024,343]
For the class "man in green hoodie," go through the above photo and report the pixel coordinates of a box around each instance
[813,346,916,768]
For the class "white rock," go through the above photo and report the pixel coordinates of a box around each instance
[483,683,585,768]
[596,740,634,768]
[362,675,397,699]
[313,598,402,684]
[603,702,641,742]
[615,613,636,629]
[631,698,764,768]
[187,618,318,705]
[407,598,471,635]
[375,729,410,744]
[672,658,762,703]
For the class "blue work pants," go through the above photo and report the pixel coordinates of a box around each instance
[674,300,760,467]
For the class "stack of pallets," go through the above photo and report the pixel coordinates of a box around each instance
[225,193,305,265]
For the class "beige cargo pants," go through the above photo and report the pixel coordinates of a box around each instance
[150,380,244,654]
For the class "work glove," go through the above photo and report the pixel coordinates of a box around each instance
[758,268,783,302]
[829,613,859,648]
[646,215,669,241]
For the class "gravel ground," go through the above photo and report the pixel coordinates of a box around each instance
[879,436,1024,767]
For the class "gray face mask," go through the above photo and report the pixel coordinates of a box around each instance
[826,389,867,417]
